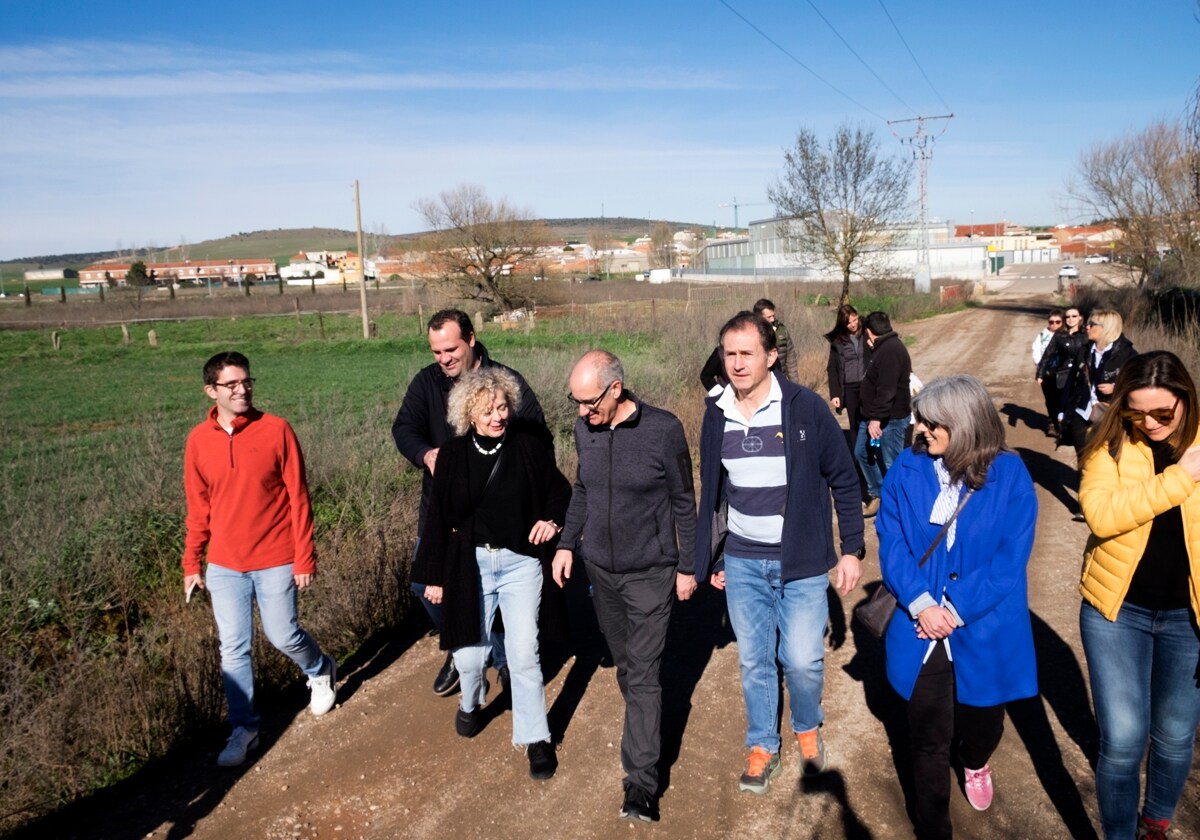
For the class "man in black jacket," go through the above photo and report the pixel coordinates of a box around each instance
[392,309,549,695]
[855,311,911,518]
[552,349,697,823]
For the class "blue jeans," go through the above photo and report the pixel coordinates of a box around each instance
[453,547,549,745]
[412,538,506,668]
[854,418,906,499]
[1081,601,1200,837]
[724,554,829,754]
[205,563,327,730]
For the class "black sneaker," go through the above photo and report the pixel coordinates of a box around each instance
[619,784,658,822]
[528,740,557,780]
[433,653,459,696]
[455,707,481,738]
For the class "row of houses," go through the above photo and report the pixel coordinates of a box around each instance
[78,258,281,287]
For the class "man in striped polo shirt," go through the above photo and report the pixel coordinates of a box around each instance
[695,311,865,794]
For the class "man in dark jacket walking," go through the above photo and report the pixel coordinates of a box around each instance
[392,309,549,695]
[855,311,912,517]
[552,349,697,823]
[695,311,864,795]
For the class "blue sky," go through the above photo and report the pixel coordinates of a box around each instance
[2,0,1197,260]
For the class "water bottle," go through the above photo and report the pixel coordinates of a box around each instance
[867,435,881,466]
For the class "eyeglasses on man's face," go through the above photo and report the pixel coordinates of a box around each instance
[567,381,612,413]
[213,378,255,391]
[1048,319,1062,326]
[1119,400,1179,426]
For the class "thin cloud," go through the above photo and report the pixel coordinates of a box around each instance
[0,40,735,99]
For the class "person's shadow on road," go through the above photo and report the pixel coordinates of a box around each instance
[1016,445,1082,517]
[658,581,735,794]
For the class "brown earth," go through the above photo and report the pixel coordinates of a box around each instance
[19,291,1200,840]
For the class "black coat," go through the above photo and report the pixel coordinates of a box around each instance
[860,330,912,422]
[1035,328,1087,383]
[826,332,866,402]
[411,430,571,651]
[390,340,550,529]
[1063,334,1137,413]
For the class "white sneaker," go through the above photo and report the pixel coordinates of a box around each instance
[217,726,259,767]
[308,656,337,716]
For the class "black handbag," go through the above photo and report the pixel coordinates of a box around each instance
[853,490,974,639]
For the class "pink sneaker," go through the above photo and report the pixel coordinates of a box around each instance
[963,764,993,811]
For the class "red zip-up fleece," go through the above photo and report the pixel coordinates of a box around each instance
[183,406,315,577]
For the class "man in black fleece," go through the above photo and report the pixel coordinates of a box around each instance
[552,349,697,823]
[392,309,549,696]
[855,310,912,517]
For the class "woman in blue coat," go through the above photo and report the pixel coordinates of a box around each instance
[876,374,1038,840]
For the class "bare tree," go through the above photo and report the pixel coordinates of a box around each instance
[416,184,549,309]
[650,222,673,269]
[1068,119,1199,287]
[767,123,912,302]
[587,226,609,276]
[368,223,391,258]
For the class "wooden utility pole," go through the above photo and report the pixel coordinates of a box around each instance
[355,180,370,339]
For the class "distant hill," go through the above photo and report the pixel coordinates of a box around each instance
[0,218,722,273]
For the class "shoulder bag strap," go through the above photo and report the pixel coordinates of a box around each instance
[916,489,974,569]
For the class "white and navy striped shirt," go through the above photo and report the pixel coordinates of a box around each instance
[717,375,786,557]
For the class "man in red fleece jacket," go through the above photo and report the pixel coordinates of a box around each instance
[183,351,337,767]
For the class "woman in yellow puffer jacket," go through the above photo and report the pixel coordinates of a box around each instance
[1078,351,1200,840]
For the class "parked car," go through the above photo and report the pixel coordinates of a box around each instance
[1084,254,1110,264]
[1058,264,1080,280]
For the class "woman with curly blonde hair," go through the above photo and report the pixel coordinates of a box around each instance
[412,367,570,781]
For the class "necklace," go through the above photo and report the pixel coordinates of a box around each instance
[472,432,504,455]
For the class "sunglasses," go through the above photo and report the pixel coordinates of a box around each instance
[1119,400,1179,426]
[1048,319,1062,325]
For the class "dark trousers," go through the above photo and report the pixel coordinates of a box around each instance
[1061,412,1092,460]
[1039,376,1062,428]
[586,562,675,795]
[906,642,1006,840]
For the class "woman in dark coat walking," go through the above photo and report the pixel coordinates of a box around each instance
[1036,306,1087,439]
[412,367,570,780]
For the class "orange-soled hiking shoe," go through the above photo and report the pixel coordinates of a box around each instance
[738,746,781,794]
[797,728,828,777]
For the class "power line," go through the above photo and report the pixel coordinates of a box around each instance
[803,0,915,115]
[876,0,951,112]
[718,0,889,123]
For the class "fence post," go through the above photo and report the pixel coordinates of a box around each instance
[51,330,61,350]
[24,285,30,307]
[147,329,158,347]
[293,297,302,325]
[121,324,130,344]
[278,276,284,295]
[99,285,105,304]
[60,285,66,303]
[317,311,326,340]
[310,276,316,295]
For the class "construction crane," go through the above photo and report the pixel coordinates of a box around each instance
[718,197,771,230]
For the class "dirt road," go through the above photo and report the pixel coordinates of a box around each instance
[24,289,1200,839]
